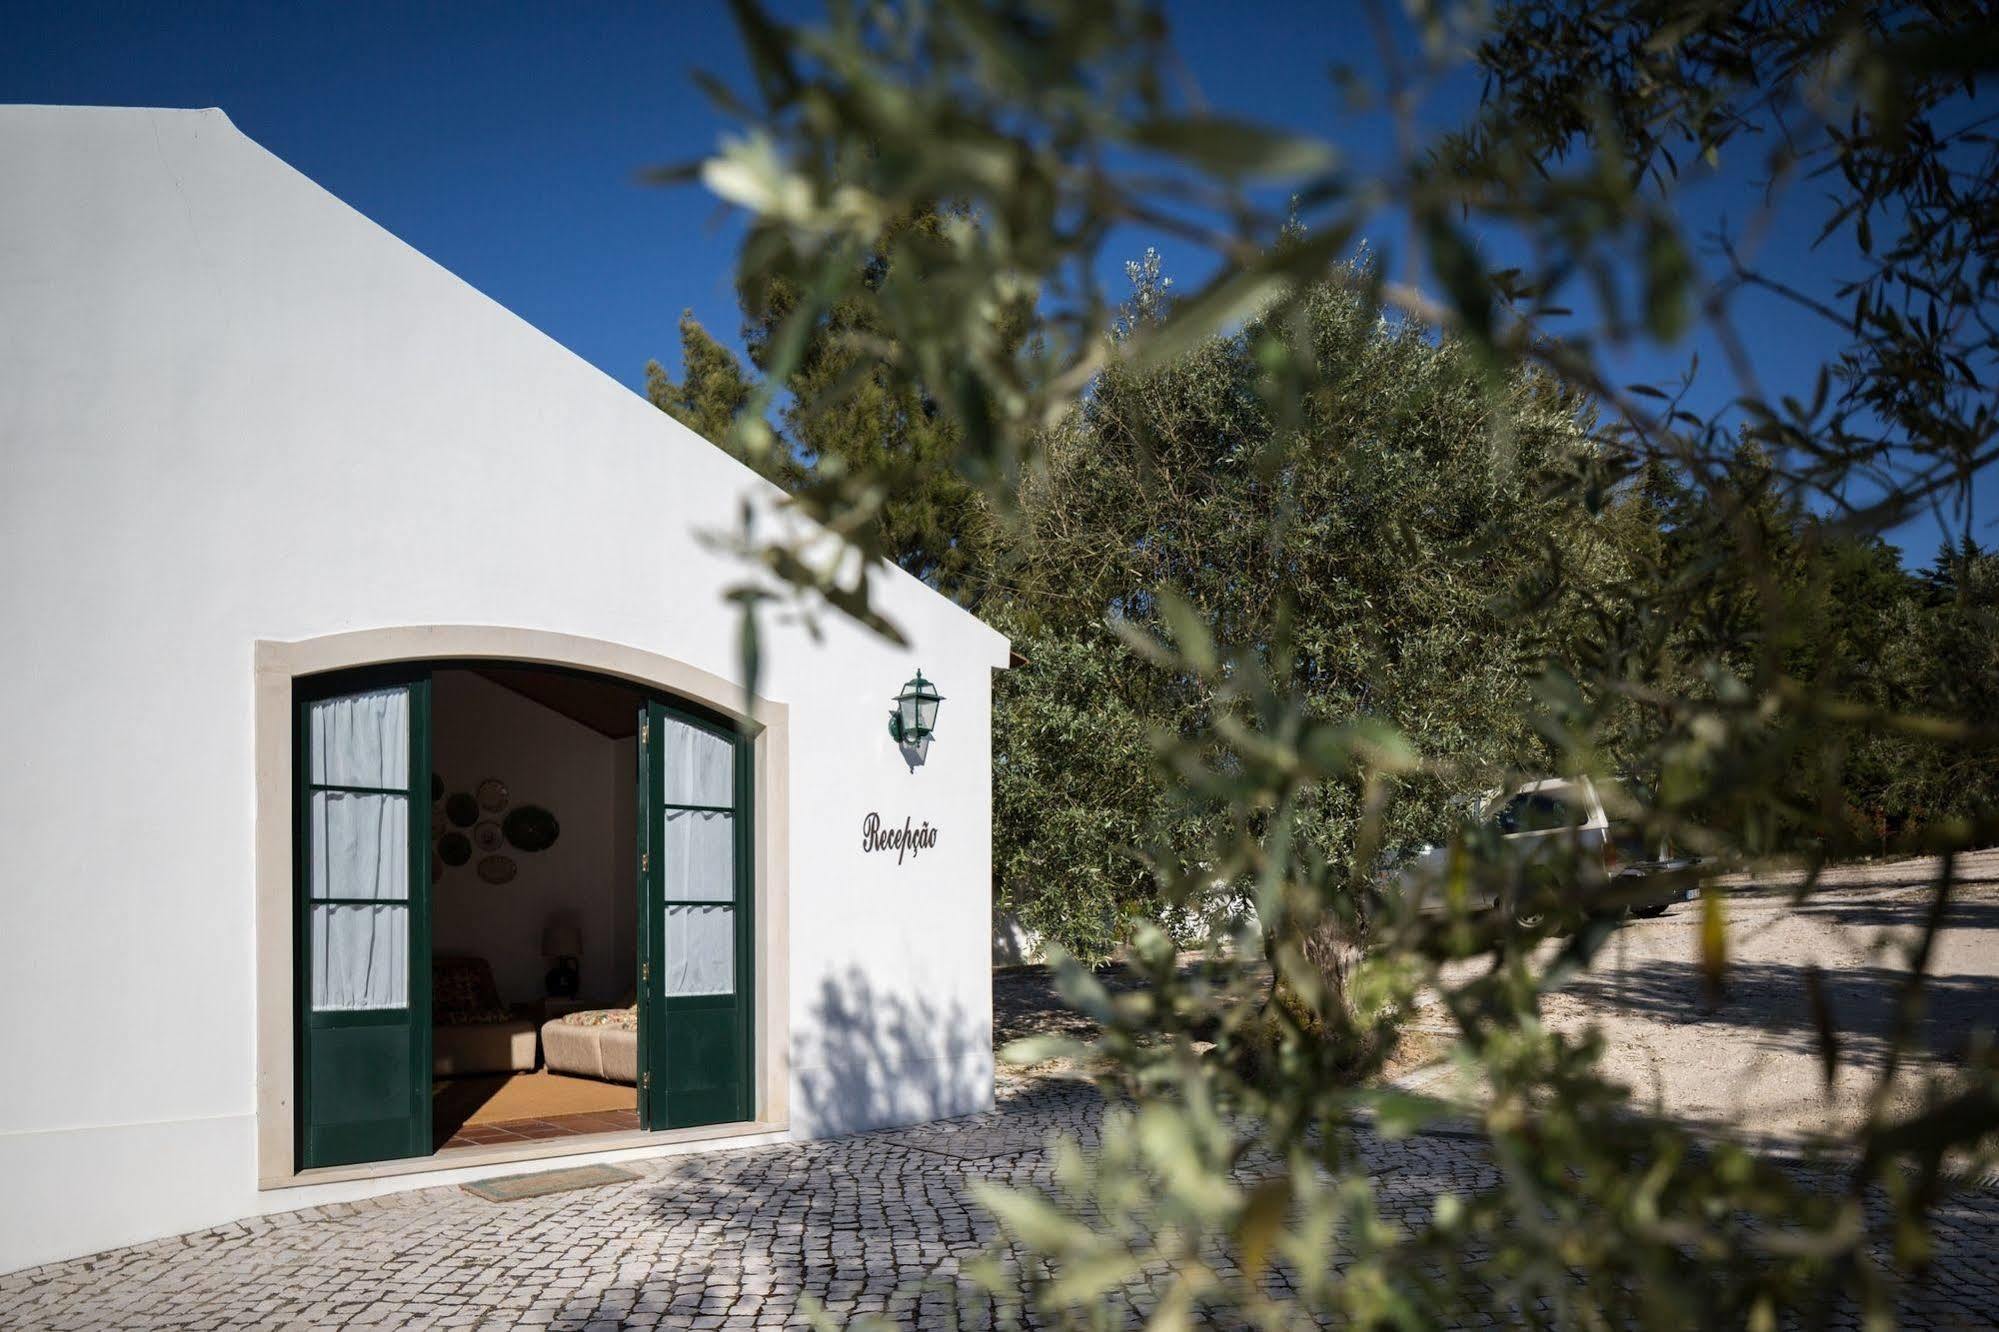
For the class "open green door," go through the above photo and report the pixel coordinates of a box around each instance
[295,670,431,1168]
[638,700,752,1129]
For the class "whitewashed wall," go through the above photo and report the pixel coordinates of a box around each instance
[0,105,1008,1274]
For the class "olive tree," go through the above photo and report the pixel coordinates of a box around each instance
[669,0,1998,1322]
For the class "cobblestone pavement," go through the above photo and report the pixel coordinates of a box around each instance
[2,1080,1995,1329]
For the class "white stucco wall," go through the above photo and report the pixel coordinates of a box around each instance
[0,104,1008,1274]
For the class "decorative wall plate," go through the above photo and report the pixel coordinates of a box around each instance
[445,792,478,828]
[476,854,517,885]
[502,804,560,852]
[473,820,503,853]
[438,832,472,867]
[476,778,509,812]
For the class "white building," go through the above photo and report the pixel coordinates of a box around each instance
[0,105,1008,1275]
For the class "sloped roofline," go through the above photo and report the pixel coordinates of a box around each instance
[6,103,1007,659]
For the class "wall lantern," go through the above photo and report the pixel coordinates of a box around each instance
[889,670,944,744]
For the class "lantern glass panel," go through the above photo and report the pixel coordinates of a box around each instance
[898,692,922,737]
[916,692,940,733]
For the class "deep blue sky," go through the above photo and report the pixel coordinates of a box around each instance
[6,1,1987,562]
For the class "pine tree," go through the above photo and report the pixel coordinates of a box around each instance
[735,207,1003,607]
[643,310,799,488]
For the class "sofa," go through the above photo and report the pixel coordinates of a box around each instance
[432,955,538,1077]
[541,1006,637,1085]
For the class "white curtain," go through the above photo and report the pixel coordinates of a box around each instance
[310,904,409,1010]
[307,685,412,1011]
[662,719,733,806]
[309,688,409,788]
[664,905,734,995]
[661,809,734,901]
[308,792,409,901]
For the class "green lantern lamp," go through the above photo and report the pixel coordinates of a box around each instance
[889,670,944,744]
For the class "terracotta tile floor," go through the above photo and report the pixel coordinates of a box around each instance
[437,1107,640,1152]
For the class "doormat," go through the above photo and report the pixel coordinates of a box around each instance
[462,1163,639,1203]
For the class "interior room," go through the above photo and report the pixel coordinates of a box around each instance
[427,665,643,1151]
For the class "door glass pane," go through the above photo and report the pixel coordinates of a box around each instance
[662,718,733,806]
[310,904,409,1010]
[309,687,410,788]
[663,904,734,995]
[308,791,409,901]
[662,809,734,901]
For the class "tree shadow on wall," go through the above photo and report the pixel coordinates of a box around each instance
[793,967,992,1139]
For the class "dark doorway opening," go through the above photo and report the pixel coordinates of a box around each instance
[427,666,643,1151]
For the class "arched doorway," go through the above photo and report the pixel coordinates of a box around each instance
[293,660,754,1170]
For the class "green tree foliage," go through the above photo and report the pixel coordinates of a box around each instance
[992,630,1174,963]
[1590,449,1999,856]
[643,309,802,488]
[709,234,1999,961]
[645,311,748,444]
[742,209,1003,604]
[992,260,1615,960]
[1854,539,1999,842]
[675,0,1999,1320]
[644,217,1002,604]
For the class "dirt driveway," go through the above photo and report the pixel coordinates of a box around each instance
[997,852,1999,1147]
[1415,849,1999,1146]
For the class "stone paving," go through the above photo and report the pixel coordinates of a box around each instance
[2,1081,1994,1329]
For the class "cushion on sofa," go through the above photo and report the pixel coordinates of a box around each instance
[541,1019,637,1085]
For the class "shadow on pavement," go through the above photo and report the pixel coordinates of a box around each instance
[1566,956,1998,1063]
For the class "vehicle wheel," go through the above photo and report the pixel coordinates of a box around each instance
[1633,903,1670,919]
[1513,908,1545,930]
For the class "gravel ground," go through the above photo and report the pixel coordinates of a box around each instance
[1415,848,1999,1148]
[1000,852,1999,1150]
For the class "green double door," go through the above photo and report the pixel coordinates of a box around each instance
[295,669,752,1170]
